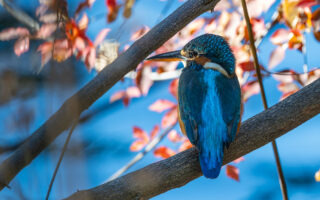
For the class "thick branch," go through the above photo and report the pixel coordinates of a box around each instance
[65,78,320,200]
[0,0,40,31]
[0,0,220,190]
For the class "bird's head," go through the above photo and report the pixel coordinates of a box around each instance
[147,34,236,78]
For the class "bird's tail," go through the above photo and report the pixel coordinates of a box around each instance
[199,148,223,179]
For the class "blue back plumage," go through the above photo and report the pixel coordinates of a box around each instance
[178,34,241,178]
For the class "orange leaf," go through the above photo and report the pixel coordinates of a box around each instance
[110,90,126,102]
[52,39,72,62]
[130,26,150,41]
[161,107,178,128]
[169,79,179,98]
[126,86,141,98]
[150,125,160,139]
[85,47,96,70]
[233,157,244,164]
[154,146,176,159]
[241,81,260,102]
[36,23,57,39]
[0,27,29,40]
[94,28,110,46]
[178,139,193,152]
[123,0,135,18]
[315,169,320,182]
[167,130,182,143]
[135,66,153,95]
[282,0,299,28]
[268,46,286,69]
[132,126,149,142]
[106,0,120,23]
[270,29,290,45]
[226,165,239,181]
[130,140,147,151]
[37,42,53,67]
[149,99,176,113]
[78,13,89,30]
[238,61,255,72]
[14,37,29,56]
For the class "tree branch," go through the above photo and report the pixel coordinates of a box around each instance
[0,0,40,31]
[0,0,220,190]
[65,78,320,200]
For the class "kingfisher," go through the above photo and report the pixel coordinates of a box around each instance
[147,34,241,178]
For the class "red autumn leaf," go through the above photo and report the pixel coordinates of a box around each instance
[288,29,304,51]
[242,81,260,102]
[280,90,298,101]
[178,139,193,152]
[39,13,58,23]
[14,37,29,56]
[135,66,153,95]
[154,146,176,159]
[130,140,147,151]
[169,79,179,98]
[36,23,57,39]
[226,165,239,181]
[78,13,89,30]
[75,0,96,16]
[272,69,297,83]
[270,29,290,45]
[243,18,266,41]
[106,0,119,23]
[150,125,160,139]
[315,169,320,182]
[110,90,126,102]
[278,82,299,93]
[37,42,53,67]
[297,0,318,8]
[233,157,245,164]
[52,39,72,62]
[167,130,182,143]
[123,0,135,18]
[94,28,110,46]
[130,26,150,41]
[268,46,286,69]
[312,8,320,42]
[126,86,141,98]
[109,86,141,106]
[0,27,29,40]
[85,47,96,70]
[161,107,178,128]
[238,61,255,71]
[149,99,176,113]
[132,126,149,141]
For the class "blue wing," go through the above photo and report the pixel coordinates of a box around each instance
[178,66,241,178]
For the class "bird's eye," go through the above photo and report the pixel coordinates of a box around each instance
[188,51,198,58]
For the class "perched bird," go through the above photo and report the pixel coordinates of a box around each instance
[147,34,241,178]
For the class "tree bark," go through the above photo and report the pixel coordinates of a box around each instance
[65,78,320,200]
[0,0,221,190]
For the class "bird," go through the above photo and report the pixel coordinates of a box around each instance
[146,34,241,178]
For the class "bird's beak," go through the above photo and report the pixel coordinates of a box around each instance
[146,50,186,62]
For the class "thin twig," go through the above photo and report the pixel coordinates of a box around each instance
[240,0,289,200]
[45,119,78,200]
[0,0,40,31]
[107,122,177,182]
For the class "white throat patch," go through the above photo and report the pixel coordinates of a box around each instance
[203,62,231,78]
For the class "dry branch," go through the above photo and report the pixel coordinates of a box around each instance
[0,0,220,190]
[65,78,320,200]
[0,0,40,31]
